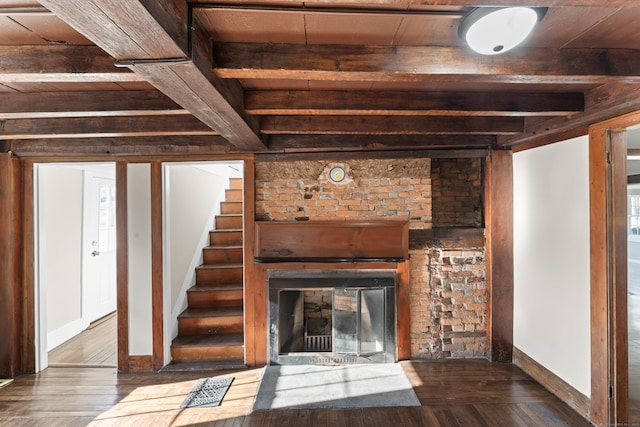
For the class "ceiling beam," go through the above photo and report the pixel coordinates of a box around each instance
[267,134,496,153]
[0,115,216,140]
[245,90,584,117]
[232,0,640,7]
[39,0,265,151]
[214,43,640,84]
[7,136,235,157]
[0,90,184,119]
[260,116,523,135]
[410,0,637,6]
[499,83,640,150]
[0,45,142,83]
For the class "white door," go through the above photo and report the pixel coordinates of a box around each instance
[82,175,117,323]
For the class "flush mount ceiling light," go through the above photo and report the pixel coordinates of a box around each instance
[458,7,547,55]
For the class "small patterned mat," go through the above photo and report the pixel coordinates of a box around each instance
[180,377,234,408]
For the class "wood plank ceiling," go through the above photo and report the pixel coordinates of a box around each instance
[1,0,640,156]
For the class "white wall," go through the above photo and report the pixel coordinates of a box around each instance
[127,164,153,356]
[513,135,591,397]
[168,165,227,309]
[40,165,84,336]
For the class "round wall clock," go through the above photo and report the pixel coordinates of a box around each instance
[329,166,345,182]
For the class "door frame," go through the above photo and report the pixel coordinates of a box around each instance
[160,160,247,368]
[33,162,117,372]
[590,110,640,426]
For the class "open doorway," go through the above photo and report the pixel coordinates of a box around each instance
[627,127,640,422]
[34,163,117,370]
[162,161,244,368]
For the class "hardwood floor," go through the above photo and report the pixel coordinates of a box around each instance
[48,314,117,367]
[0,360,592,426]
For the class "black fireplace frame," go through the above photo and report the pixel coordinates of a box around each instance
[268,269,396,365]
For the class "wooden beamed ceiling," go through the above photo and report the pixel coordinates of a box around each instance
[1,1,640,156]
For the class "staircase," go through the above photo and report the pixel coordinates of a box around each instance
[169,178,244,368]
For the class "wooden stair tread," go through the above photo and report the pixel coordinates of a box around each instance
[172,333,244,348]
[188,284,243,292]
[204,245,243,250]
[196,264,243,270]
[178,307,243,318]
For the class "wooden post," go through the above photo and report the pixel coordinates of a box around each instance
[0,153,22,378]
[116,161,130,373]
[485,150,514,362]
[151,161,164,370]
[21,161,35,374]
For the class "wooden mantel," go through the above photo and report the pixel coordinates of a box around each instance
[254,220,409,262]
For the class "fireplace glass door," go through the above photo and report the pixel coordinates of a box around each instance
[333,288,385,356]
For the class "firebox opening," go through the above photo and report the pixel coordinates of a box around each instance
[278,290,333,354]
[269,270,396,365]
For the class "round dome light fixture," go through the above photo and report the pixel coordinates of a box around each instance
[458,7,547,55]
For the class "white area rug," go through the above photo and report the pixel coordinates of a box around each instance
[253,364,421,410]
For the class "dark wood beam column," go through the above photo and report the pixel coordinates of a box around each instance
[485,150,514,362]
[267,135,495,152]
[0,153,22,378]
[151,161,164,370]
[116,161,130,373]
[8,136,234,157]
[202,0,640,7]
[20,161,35,375]
[261,116,523,135]
[0,91,184,118]
[501,83,640,151]
[0,45,142,83]
[39,0,265,151]
[246,90,584,117]
[0,116,215,140]
[214,43,640,84]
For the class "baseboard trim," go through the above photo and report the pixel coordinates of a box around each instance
[128,356,153,372]
[513,347,590,419]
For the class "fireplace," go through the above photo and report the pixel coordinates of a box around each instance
[268,270,396,365]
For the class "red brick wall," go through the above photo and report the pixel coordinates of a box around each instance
[410,248,486,358]
[255,158,432,228]
[255,157,486,359]
[431,158,483,227]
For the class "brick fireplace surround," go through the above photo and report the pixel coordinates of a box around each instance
[253,157,486,360]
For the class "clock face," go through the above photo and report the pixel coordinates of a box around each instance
[329,166,345,182]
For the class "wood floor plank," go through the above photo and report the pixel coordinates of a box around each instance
[48,314,117,367]
[0,359,594,426]
[473,403,531,427]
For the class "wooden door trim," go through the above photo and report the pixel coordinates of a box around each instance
[116,161,130,372]
[589,110,640,426]
[150,161,164,370]
[21,161,35,374]
[243,156,258,366]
